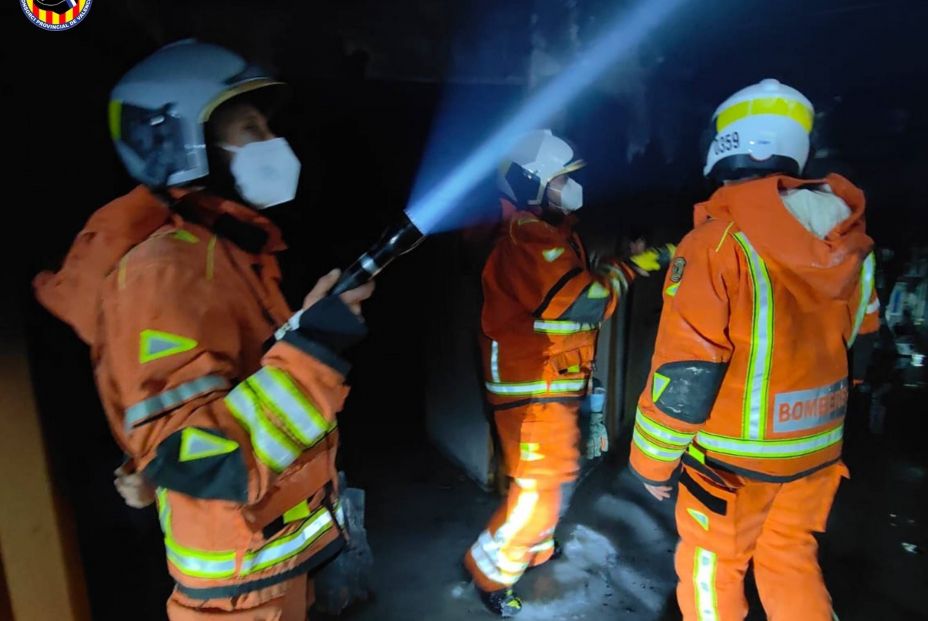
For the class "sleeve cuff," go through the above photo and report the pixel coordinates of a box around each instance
[629,448,681,486]
[276,296,368,360]
[279,331,352,376]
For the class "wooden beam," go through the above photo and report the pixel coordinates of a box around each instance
[0,299,90,621]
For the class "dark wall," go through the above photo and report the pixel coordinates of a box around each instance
[11,1,928,618]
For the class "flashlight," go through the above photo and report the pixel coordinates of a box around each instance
[331,212,425,296]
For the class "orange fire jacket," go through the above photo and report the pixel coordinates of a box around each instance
[630,175,878,485]
[35,186,360,598]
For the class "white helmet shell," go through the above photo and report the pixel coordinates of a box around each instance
[498,129,585,206]
[703,78,814,180]
[109,40,285,188]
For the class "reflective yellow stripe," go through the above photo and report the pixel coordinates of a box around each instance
[225,384,301,472]
[848,252,875,348]
[156,488,237,579]
[530,538,555,553]
[485,378,587,396]
[158,489,335,580]
[633,427,685,462]
[241,507,335,575]
[716,96,813,133]
[687,444,706,464]
[519,442,544,462]
[206,235,217,280]
[694,547,719,621]
[532,320,597,334]
[283,501,311,524]
[635,408,694,447]
[696,424,844,458]
[108,100,122,140]
[733,232,774,441]
[248,367,331,448]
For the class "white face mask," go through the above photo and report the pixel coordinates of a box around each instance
[222,138,301,209]
[553,177,584,212]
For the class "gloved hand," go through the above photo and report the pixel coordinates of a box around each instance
[114,464,156,509]
[629,243,676,276]
[585,386,609,459]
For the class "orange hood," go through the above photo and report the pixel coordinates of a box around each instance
[34,186,284,345]
[34,186,172,344]
[694,174,873,308]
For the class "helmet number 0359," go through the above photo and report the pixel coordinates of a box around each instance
[713,132,740,155]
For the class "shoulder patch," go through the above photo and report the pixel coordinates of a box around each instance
[670,257,686,283]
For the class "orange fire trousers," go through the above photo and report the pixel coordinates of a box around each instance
[675,461,848,621]
[465,400,580,591]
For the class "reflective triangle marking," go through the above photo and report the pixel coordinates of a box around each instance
[140,329,198,364]
[179,428,239,462]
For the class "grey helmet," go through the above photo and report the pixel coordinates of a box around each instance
[108,39,285,188]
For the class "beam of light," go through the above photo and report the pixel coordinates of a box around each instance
[404,0,689,235]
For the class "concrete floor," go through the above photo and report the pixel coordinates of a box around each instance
[63,376,927,621]
[328,387,928,621]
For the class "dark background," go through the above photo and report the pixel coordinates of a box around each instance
[8,0,928,618]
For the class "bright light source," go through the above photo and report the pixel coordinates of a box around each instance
[404,0,688,234]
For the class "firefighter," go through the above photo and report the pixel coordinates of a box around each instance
[465,129,673,616]
[35,40,373,620]
[630,79,880,620]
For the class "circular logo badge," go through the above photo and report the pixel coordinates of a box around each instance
[21,0,92,31]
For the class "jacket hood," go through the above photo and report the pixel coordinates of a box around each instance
[694,174,873,307]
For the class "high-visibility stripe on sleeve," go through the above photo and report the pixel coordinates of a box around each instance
[247,367,332,448]
[125,374,229,432]
[849,252,876,348]
[225,383,301,473]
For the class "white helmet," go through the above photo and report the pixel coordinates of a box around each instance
[498,129,586,211]
[703,78,814,181]
[109,40,285,188]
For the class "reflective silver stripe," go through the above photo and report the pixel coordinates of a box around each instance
[695,424,844,458]
[124,374,229,432]
[248,367,331,448]
[241,508,335,575]
[694,547,719,621]
[469,537,521,586]
[532,320,597,334]
[490,340,501,383]
[165,538,237,579]
[635,408,695,447]
[485,378,587,396]
[848,252,875,348]
[530,538,555,554]
[633,427,685,462]
[478,531,529,574]
[225,384,300,472]
[733,232,774,440]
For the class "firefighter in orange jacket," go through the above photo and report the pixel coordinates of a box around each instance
[464,129,674,616]
[34,41,374,620]
[631,79,879,621]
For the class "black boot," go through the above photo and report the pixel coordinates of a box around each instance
[477,586,523,617]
